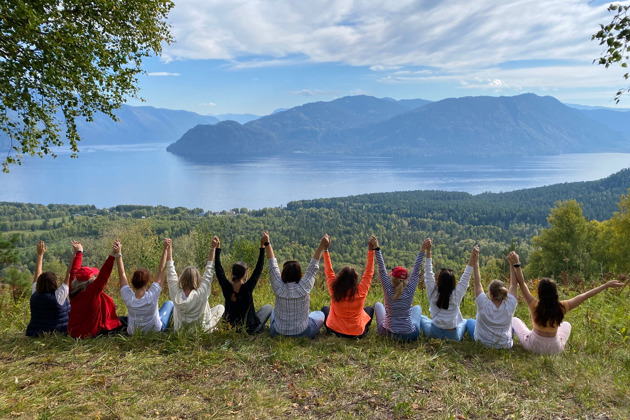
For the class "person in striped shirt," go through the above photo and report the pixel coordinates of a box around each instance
[373,237,429,342]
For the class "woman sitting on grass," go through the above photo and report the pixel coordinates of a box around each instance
[267,232,328,339]
[215,233,272,334]
[115,239,174,334]
[373,236,428,342]
[511,264,625,355]
[321,235,375,339]
[166,237,225,332]
[26,240,71,337]
[420,240,476,341]
[67,240,123,338]
[465,250,518,349]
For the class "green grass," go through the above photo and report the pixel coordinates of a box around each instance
[0,278,629,419]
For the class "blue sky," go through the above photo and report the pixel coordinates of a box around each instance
[126,0,630,116]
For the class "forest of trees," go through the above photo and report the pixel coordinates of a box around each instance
[1,169,629,297]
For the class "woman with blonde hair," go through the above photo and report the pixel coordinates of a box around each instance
[373,236,428,342]
[166,237,224,332]
[465,251,518,348]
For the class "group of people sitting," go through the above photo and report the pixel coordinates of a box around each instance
[25,232,625,355]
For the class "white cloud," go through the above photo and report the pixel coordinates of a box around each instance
[147,72,181,76]
[163,0,624,72]
[289,89,339,97]
[201,102,217,106]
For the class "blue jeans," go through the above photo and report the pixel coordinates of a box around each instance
[159,300,174,332]
[465,318,476,339]
[420,315,468,341]
[269,310,325,339]
[374,302,421,342]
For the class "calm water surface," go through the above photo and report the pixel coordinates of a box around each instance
[1,143,629,211]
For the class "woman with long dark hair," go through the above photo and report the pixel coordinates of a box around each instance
[320,235,375,339]
[215,233,272,334]
[26,240,71,337]
[420,239,477,341]
[511,263,625,354]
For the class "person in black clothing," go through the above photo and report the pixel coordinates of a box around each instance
[215,232,272,334]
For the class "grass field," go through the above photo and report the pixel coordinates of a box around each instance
[0,276,629,419]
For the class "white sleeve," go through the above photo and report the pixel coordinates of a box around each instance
[31,282,37,295]
[166,261,180,301]
[268,258,283,294]
[120,285,134,306]
[454,265,473,304]
[55,283,69,305]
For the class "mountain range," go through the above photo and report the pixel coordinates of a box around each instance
[2,94,630,159]
[166,94,630,159]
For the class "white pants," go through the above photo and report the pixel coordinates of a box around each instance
[512,317,572,355]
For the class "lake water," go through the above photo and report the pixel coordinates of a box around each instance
[1,143,629,211]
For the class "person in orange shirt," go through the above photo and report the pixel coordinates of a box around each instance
[320,235,375,339]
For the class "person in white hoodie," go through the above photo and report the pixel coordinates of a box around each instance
[166,237,224,332]
[420,239,476,341]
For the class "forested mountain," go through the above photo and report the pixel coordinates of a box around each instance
[0,105,219,152]
[167,94,630,159]
[167,95,420,156]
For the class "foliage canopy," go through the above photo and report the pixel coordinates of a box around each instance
[0,0,174,171]
[593,3,630,102]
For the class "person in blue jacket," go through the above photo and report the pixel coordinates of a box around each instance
[26,240,72,337]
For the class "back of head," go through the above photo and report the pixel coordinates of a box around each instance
[179,266,201,291]
[332,266,358,302]
[281,261,302,283]
[232,262,248,282]
[36,272,58,294]
[488,279,508,302]
[131,269,151,290]
[535,277,564,328]
[390,266,409,300]
[435,269,456,310]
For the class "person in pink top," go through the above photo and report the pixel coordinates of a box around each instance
[320,235,375,339]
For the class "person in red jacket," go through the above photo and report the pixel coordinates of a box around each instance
[67,240,123,338]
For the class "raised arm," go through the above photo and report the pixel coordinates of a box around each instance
[243,233,267,291]
[214,238,231,293]
[471,245,482,298]
[165,238,181,300]
[506,251,519,299]
[153,238,169,288]
[34,240,46,283]
[90,242,116,294]
[323,236,335,286]
[423,238,435,289]
[508,252,534,305]
[566,280,626,311]
[114,240,127,289]
[313,234,330,261]
[263,231,274,259]
[373,236,390,290]
[454,245,476,299]
[68,240,83,289]
[358,238,375,295]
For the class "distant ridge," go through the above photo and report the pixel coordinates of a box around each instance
[167,93,630,159]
